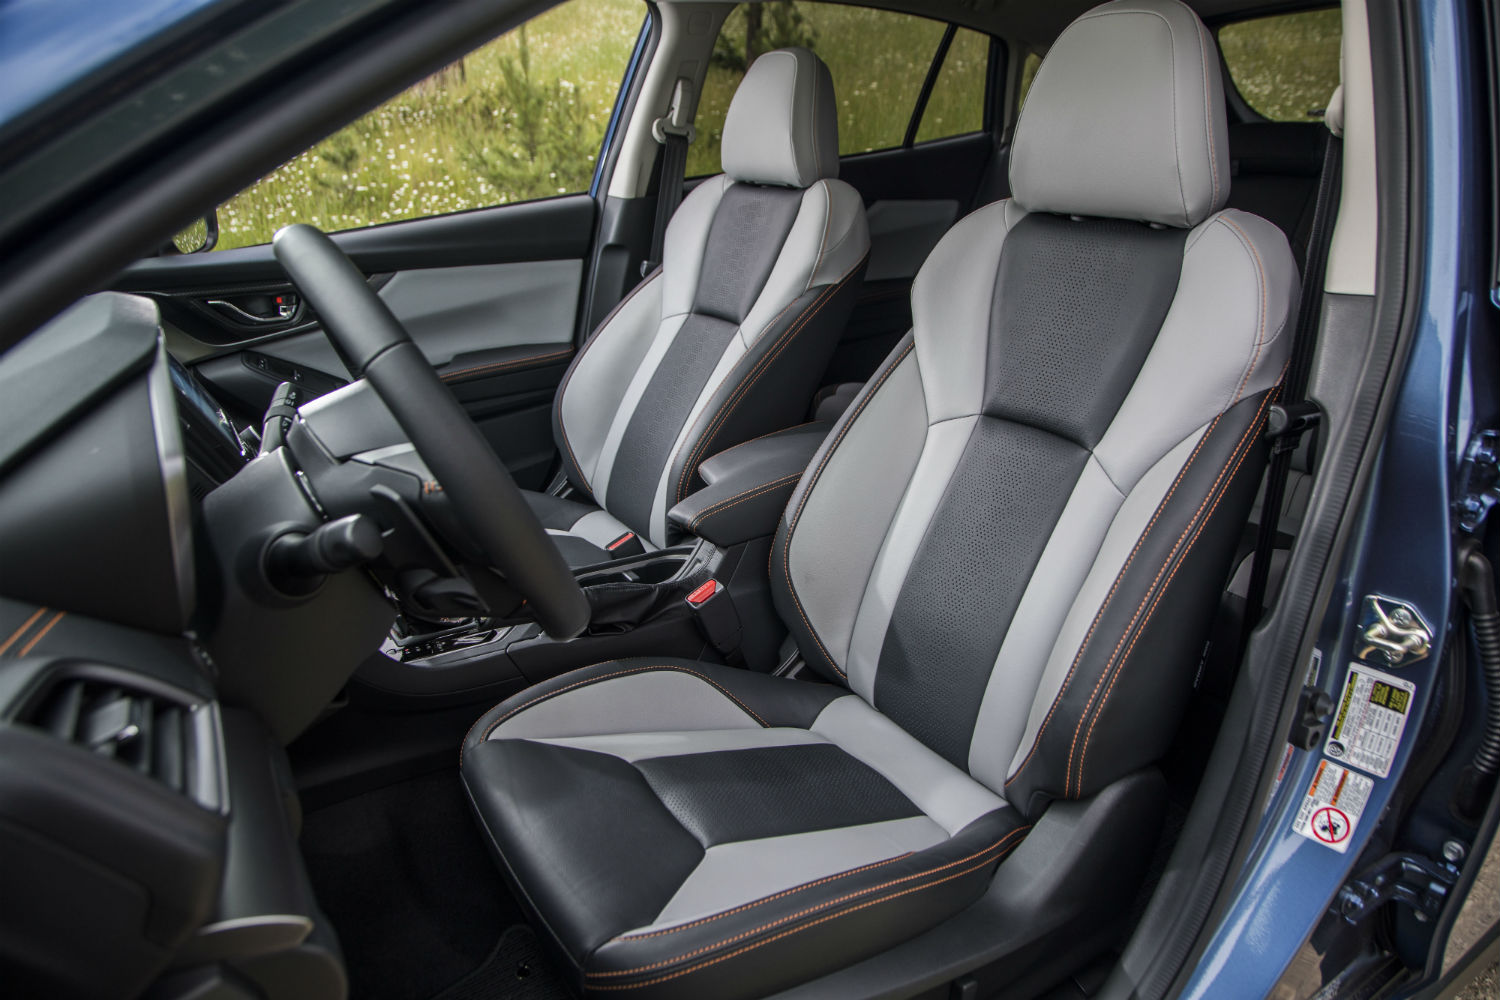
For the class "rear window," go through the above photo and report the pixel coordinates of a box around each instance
[1218,8,1342,123]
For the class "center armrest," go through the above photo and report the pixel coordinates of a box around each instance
[668,422,830,547]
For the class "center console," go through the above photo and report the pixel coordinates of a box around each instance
[352,422,833,709]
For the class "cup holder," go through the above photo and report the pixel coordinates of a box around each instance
[574,546,696,586]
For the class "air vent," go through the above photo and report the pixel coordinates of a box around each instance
[25,675,221,810]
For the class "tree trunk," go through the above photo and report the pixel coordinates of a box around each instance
[745,4,763,66]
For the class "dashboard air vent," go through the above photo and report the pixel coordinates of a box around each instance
[26,675,220,808]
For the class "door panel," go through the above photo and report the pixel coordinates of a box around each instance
[114,195,596,488]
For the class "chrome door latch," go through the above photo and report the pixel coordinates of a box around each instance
[1355,596,1432,668]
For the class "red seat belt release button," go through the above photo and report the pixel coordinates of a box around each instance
[686,580,720,606]
[607,532,636,552]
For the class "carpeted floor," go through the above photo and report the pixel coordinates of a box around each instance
[298,769,568,1000]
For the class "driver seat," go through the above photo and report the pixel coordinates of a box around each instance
[528,46,869,565]
[460,2,1297,996]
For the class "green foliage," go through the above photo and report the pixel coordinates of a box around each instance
[459,28,598,203]
[688,5,946,176]
[1219,9,1342,122]
[216,0,1344,251]
[711,2,817,72]
[216,0,637,250]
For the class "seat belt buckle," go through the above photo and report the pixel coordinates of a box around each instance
[685,579,742,659]
[1266,401,1321,452]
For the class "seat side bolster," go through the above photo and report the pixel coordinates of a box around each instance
[584,809,1026,999]
[461,658,847,761]
[554,270,666,498]
[662,257,866,519]
[1003,389,1277,815]
[650,180,870,531]
[771,335,922,682]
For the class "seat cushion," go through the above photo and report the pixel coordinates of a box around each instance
[460,659,1024,999]
[523,490,644,567]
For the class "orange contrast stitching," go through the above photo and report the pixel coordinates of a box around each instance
[478,665,770,745]
[440,348,573,383]
[688,474,802,532]
[1062,390,1273,795]
[698,422,819,469]
[1006,410,1224,788]
[616,851,916,941]
[16,611,65,658]
[587,826,1029,987]
[0,607,46,658]
[1074,391,1275,793]
[776,341,915,680]
[1010,218,1275,792]
[557,269,664,493]
[672,258,866,504]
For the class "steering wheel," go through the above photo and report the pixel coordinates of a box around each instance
[271,224,589,639]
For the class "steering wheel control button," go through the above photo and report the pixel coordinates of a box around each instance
[686,580,720,606]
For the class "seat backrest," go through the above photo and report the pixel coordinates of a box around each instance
[771,0,1298,819]
[552,48,870,547]
[1225,121,1327,270]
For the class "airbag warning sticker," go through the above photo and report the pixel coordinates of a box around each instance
[1325,664,1415,778]
[1294,760,1372,853]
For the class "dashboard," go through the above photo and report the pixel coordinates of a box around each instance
[0,292,357,997]
[168,353,251,494]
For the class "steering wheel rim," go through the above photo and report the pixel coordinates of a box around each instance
[271,224,589,639]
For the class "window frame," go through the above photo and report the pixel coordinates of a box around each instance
[900,25,1002,150]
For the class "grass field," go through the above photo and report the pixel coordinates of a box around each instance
[215,0,1340,251]
[217,0,641,248]
[1220,8,1342,121]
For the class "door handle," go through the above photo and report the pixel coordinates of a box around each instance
[206,293,301,325]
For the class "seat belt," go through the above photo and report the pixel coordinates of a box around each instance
[643,78,695,277]
[1241,128,1344,642]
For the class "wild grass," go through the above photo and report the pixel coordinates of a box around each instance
[215,0,1341,251]
[217,0,641,249]
[1219,9,1342,122]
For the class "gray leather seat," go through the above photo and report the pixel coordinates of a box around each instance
[461,3,1297,996]
[529,47,870,565]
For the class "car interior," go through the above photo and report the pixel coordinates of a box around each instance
[0,0,1396,998]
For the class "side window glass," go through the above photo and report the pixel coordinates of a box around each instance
[216,0,642,250]
[689,2,973,176]
[1218,8,1342,122]
[913,28,990,144]
[1018,51,1042,111]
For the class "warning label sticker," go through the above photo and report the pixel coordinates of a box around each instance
[1293,759,1373,852]
[1325,664,1415,778]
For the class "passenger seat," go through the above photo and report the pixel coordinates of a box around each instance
[531,48,870,565]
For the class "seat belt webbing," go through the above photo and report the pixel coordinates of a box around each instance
[1241,130,1344,641]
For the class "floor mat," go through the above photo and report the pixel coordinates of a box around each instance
[299,769,528,1000]
[433,926,571,1000]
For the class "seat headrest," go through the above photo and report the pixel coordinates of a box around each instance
[721,47,839,188]
[1010,0,1229,228]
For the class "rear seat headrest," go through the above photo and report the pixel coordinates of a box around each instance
[721,47,839,188]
